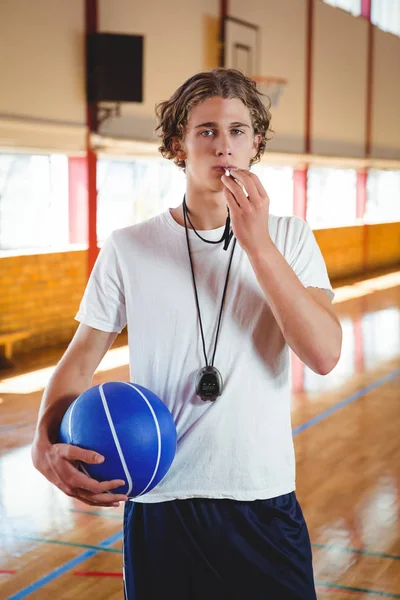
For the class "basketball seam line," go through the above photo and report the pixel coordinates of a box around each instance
[123,382,162,497]
[99,383,133,497]
[68,397,78,442]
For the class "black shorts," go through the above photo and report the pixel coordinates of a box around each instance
[123,492,317,600]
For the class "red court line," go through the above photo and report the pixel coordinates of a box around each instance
[0,569,17,574]
[73,571,123,578]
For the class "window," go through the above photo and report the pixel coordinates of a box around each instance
[0,153,69,253]
[365,169,400,223]
[306,167,357,228]
[97,157,185,243]
[251,164,294,216]
[371,0,400,37]
[323,0,362,17]
[362,307,400,369]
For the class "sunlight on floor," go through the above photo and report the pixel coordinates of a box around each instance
[0,271,398,395]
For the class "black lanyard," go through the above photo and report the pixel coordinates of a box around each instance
[182,196,236,400]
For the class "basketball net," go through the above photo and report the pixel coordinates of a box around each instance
[252,76,287,109]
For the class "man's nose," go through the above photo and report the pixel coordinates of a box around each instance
[215,133,232,157]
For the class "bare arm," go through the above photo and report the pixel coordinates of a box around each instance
[248,244,342,375]
[32,324,128,507]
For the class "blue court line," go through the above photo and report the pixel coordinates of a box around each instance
[8,367,400,599]
[6,531,123,600]
[293,368,400,436]
[69,508,123,520]
[315,580,400,598]
[0,533,122,554]
[0,423,31,433]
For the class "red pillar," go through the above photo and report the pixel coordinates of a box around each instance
[356,169,367,220]
[291,352,305,396]
[219,0,228,67]
[291,168,307,392]
[353,316,365,374]
[361,0,373,274]
[86,0,99,276]
[361,0,371,19]
[305,0,314,155]
[293,167,308,221]
[68,157,88,245]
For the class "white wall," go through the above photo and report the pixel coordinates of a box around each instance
[0,0,399,161]
[0,0,86,151]
[98,0,220,140]
[371,28,400,159]
[312,0,368,157]
[229,0,307,154]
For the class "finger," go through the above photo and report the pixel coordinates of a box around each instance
[76,498,121,508]
[56,443,104,465]
[228,170,260,203]
[223,186,241,210]
[66,468,126,495]
[77,489,128,504]
[53,457,126,495]
[221,175,246,206]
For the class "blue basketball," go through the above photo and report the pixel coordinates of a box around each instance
[58,381,177,498]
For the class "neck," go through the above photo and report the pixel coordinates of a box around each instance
[171,186,228,231]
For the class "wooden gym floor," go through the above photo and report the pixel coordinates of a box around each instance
[0,267,399,599]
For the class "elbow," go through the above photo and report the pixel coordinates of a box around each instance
[315,344,342,376]
[317,321,343,375]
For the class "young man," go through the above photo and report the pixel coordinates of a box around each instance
[32,68,342,599]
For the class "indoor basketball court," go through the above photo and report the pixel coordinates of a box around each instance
[0,0,399,598]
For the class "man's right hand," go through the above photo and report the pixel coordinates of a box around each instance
[32,440,129,507]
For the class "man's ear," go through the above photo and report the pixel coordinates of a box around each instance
[172,137,186,160]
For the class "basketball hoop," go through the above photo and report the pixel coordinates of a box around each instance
[252,76,287,109]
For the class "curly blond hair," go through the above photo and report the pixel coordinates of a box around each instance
[155,68,273,170]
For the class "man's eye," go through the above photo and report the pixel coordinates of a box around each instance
[200,130,214,136]
[231,129,244,135]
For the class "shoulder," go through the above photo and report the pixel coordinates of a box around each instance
[268,214,311,253]
[110,212,168,250]
[268,214,309,237]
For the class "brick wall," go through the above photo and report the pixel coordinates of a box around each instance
[1,221,399,359]
[0,249,88,356]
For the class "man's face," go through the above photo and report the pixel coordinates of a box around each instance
[179,96,260,191]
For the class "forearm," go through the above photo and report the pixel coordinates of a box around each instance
[34,366,92,448]
[248,242,341,375]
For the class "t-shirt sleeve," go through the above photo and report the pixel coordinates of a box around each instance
[288,218,334,301]
[75,233,127,333]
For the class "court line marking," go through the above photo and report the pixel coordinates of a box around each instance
[0,533,122,554]
[73,571,123,577]
[69,508,123,519]
[6,366,400,599]
[293,368,400,436]
[312,543,400,561]
[0,570,16,575]
[316,581,400,598]
[5,531,123,600]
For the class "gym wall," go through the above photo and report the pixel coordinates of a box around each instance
[0,0,399,357]
[0,0,86,152]
[1,0,399,158]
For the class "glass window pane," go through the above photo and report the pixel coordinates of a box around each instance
[323,0,362,17]
[306,167,357,228]
[365,170,400,223]
[251,164,294,216]
[371,0,400,37]
[97,157,185,243]
[0,153,69,252]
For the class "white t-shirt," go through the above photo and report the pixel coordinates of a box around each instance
[75,209,334,503]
